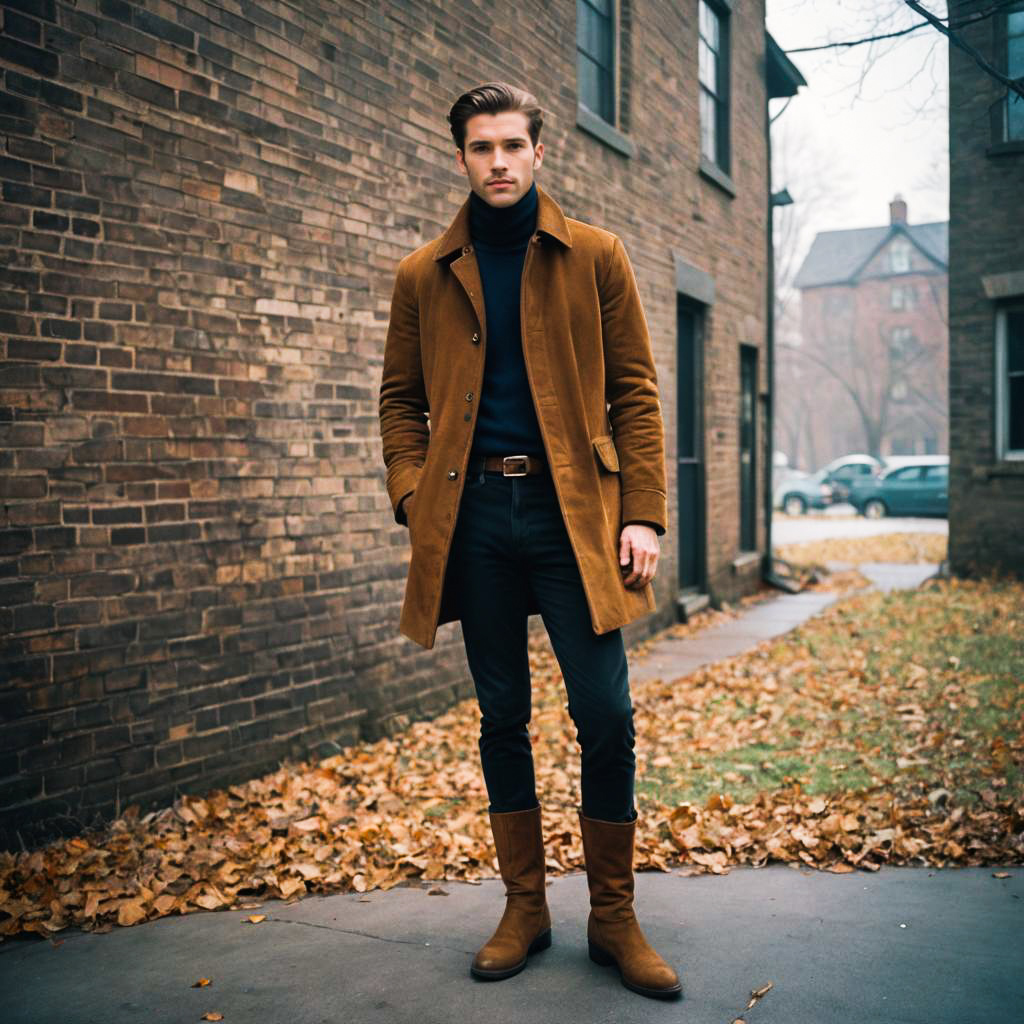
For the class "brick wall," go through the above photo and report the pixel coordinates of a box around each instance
[947,0,1024,579]
[0,0,769,849]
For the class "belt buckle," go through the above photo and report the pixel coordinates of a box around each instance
[503,455,529,477]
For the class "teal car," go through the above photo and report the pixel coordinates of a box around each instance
[848,456,949,518]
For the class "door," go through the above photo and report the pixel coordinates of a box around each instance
[677,296,705,591]
[739,345,758,550]
[920,464,948,515]
[883,465,924,515]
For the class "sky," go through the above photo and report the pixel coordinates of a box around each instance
[765,0,950,234]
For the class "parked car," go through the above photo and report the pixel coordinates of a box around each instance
[818,453,886,503]
[774,453,883,514]
[847,455,949,518]
[774,469,835,515]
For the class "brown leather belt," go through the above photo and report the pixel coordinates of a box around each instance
[469,454,548,476]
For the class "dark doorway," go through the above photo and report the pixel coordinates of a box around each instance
[739,344,758,551]
[677,296,706,591]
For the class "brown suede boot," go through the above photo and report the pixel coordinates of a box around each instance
[470,804,552,980]
[579,810,682,999]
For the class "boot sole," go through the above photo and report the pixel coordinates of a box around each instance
[470,928,552,980]
[588,940,683,1000]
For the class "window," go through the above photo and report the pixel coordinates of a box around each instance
[889,239,911,273]
[995,305,1024,460]
[887,465,922,480]
[922,465,948,481]
[890,284,917,310]
[890,325,914,362]
[1010,6,1024,140]
[992,4,1024,143]
[577,0,615,123]
[698,0,730,172]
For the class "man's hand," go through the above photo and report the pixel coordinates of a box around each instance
[619,524,659,589]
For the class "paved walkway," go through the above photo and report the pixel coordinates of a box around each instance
[7,559,1013,1024]
[2,862,1018,1023]
[633,561,938,684]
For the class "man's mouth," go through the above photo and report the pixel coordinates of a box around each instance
[488,180,514,187]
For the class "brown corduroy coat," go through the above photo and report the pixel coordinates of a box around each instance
[378,183,667,650]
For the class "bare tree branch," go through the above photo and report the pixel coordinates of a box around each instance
[783,21,931,53]
[905,0,1024,99]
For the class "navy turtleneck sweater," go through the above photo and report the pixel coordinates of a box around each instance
[468,180,545,458]
[464,181,664,537]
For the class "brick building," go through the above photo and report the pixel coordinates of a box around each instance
[0,0,804,848]
[947,0,1024,579]
[787,196,949,466]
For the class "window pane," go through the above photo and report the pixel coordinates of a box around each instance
[578,53,601,115]
[699,1,719,50]
[579,54,614,122]
[1009,311,1024,372]
[587,0,612,15]
[700,88,716,161]
[1009,10,1024,36]
[923,465,948,480]
[699,39,717,92]
[1009,34,1024,76]
[1010,374,1024,450]
[1010,93,1024,140]
[577,3,611,66]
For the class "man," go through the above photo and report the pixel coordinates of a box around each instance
[378,82,680,1001]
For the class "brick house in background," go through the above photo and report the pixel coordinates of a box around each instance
[946,0,1024,579]
[0,0,804,848]
[786,196,949,468]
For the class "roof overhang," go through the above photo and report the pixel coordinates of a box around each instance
[766,32,807,99]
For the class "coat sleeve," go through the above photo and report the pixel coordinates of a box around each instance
[599,235,668,533]
[379,256,429,525]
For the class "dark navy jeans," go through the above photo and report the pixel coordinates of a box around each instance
[448,459,638,823]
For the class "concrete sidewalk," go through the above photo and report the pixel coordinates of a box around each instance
[632,561,938,684]
[2,863,1020,1023]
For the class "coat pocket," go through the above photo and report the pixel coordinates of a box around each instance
[592,435,620,473]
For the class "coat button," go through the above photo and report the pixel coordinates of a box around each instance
[471,332,480,343]
[448,469,458,480]
[532,233,541,244]
[465,391,473,401]
[462,245,471,254]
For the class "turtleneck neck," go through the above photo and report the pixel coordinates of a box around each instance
[468,180,538,249]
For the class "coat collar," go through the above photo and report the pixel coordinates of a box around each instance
[432,181,573,261]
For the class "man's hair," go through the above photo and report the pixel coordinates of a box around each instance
[447,82,544,152]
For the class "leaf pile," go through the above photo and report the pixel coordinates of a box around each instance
[1,577,1020,942]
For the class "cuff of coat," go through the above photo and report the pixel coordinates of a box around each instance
[389,463,423,525]
[621,488,667,534]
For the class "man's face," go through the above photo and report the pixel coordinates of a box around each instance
[454,110,544,208]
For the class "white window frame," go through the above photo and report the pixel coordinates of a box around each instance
[889,239,911,273]
[995,305,1024,460]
